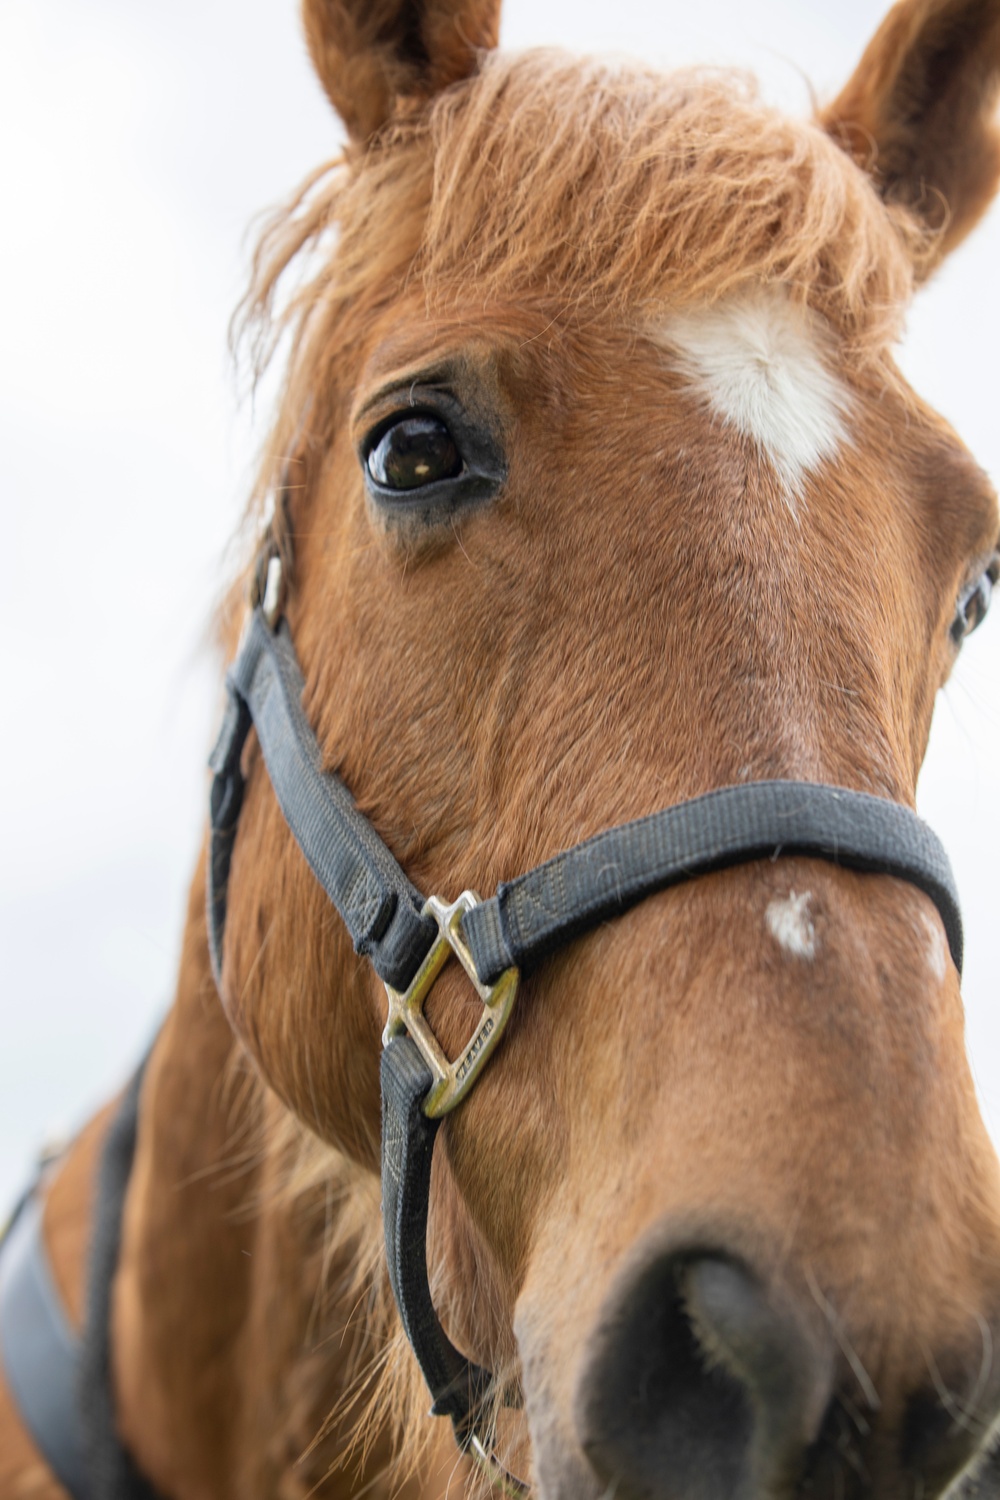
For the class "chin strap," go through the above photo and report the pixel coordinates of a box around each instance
[205,594,964,1494]
[380,1038,494,1424]
[380,1036,529,1494]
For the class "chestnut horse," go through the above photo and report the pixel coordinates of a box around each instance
[3,0,1000,1495]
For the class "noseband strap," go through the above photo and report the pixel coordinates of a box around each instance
[462,777,962,981]
[209,608,963,990]
[207,603,964,1486]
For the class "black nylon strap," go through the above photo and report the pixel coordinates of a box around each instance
[462,779,963,983]
[208,610,436,993]
[380,1037,495,1437]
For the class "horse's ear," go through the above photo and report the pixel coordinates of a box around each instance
[821,0,1000,271]
[302,0,501,143]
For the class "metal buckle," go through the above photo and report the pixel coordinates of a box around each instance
[466,1434,531,1497]
[382,892,520,1119]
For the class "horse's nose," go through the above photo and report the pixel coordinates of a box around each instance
[574,1249,834,1500]
[573,1246,1000,1500]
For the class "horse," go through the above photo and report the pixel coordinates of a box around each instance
[3,0,1000,1495]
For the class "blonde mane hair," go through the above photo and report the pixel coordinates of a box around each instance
[229,47,932,1491]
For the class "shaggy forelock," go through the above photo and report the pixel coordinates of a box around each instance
[236,48,927,527]
[417,52,923,330]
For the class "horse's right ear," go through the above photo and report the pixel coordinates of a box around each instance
[302,0,501,144]
[821,0,1000,271]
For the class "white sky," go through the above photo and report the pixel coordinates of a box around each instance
[0,0,998,1209]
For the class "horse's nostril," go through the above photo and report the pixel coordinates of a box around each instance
[574,1249,833,1500]
[901,1379,1000,1494]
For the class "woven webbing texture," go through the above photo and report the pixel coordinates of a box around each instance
[380,1037,495,1435]
[461,779,963,983]
[208,610,436,992]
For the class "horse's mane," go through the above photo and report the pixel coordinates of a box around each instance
[225,47,932,1490]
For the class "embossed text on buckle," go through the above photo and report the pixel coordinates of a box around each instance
[382,892,520,1118]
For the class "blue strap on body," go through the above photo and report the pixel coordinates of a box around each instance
[0,1186,91,1498]
[0,1059,158,1500]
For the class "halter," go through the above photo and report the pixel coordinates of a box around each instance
[205,556,963,1495]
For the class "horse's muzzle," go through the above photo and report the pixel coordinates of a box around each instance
[571,1241,1000,1500]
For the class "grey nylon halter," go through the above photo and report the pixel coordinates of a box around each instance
[0,562,965,1499]
[204,568,962,1494]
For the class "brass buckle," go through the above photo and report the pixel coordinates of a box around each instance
[467,1434,531,1497]
[382,892,519,1119]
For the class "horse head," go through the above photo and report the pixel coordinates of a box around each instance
[209,1,1000,1494]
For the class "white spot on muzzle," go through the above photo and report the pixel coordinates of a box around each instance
[658,291,849,504]
[766,890,817,961]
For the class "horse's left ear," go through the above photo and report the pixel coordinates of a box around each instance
[302,0,501,144]
[821,0,1000,272]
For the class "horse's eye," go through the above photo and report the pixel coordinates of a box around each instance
[367,415,463,491]
[952,557,998,645]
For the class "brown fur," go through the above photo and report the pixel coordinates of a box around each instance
[4,1,1000,1496]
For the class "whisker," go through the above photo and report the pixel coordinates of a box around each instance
[805,1266,881,1413]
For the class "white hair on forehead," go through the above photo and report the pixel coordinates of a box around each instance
[658,290,850,508]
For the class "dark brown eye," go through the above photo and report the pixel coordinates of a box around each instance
[367,415,463,491]
[951,557,998,645]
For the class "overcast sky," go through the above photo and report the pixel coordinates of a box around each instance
[1,0,998,1209]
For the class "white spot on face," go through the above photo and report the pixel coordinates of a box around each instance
[766,890,817,961]
[918,909,948,983]
[658,291,850,504]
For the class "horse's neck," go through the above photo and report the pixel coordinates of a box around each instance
[110,858,402,1500]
